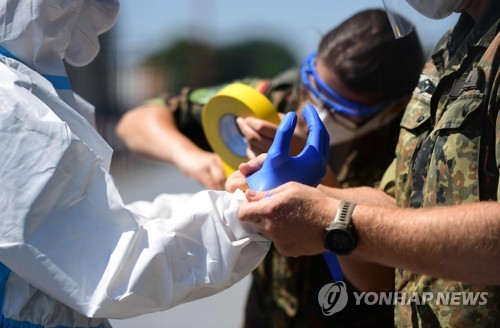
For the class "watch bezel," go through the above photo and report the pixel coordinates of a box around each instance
[323,227,356,255]
[323,201,358,255]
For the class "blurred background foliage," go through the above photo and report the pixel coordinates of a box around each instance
[144,38,297,92]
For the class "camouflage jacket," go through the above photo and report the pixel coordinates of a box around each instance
[391,3,500,327]
[149,70,400,327]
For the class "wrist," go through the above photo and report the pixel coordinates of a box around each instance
[323,200,358,255]
[170,142,200,166]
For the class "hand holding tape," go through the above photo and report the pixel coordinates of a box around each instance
[201,83,280,177]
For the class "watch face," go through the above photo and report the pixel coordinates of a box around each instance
[325,229,354,255]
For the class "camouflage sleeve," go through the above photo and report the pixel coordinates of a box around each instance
[379,158,397,197]
[143,87,212,151]
[178,79,269,129]
[141,79,270,151]
[263,68,301,114]
[144,95,169,107]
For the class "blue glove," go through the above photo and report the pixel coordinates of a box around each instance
[246,104,330,191]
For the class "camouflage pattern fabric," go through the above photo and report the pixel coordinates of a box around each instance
[146,69,398,327]
[393,3,500,326]
[145,76,276,152]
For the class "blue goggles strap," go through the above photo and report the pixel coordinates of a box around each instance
[300,52,387,119]
[0,44,72,90]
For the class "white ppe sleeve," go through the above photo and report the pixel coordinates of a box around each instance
[0,70,270,319]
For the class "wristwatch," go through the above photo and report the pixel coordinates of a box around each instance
[323,200,357,255]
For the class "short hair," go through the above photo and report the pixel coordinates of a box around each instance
[317,9,424,100]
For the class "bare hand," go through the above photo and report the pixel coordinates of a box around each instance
[238,182,338,257]
[176,149,226,190]
[236,116,307,159]
[225,154,267,192]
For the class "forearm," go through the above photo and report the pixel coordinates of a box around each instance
[115,105,195,165]
[351,201,500,284]
[315,184,396,291]
[317,185,396,291]
[318,185,396,207]
[337,256,395,292]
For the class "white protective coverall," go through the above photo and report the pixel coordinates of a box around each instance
[0,0,270,326]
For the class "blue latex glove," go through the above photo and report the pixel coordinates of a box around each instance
[246,104,330,191]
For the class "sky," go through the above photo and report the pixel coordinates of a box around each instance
[113,0,460,68]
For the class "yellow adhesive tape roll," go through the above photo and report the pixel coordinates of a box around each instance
[202,83,280,177]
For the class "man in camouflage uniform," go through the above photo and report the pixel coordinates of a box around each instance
[390,0,500,325]
[233,0,499,326]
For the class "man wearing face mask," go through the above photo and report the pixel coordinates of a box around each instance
[230,0,499,326]
[0,0,280,326]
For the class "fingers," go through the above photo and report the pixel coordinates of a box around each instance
[301,104,330,162]
[267,112,297,158]
[238,194,269,225]
[225,176,249,192]
[244,188,270,202]
[246,147,257,160]
[207,165,226,190]
[239,153,267,176]
[236,117,263,145]
[225,170,248,192]
[226,154,267,191]
[244,117,279,139]
[193,154,226,190]
[237,117,276,156]
[236,116,278,139]
[200,170,225,190]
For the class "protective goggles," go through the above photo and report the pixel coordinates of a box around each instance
[300,53,388,121]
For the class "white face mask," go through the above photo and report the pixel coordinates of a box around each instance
[405,0,465,19]
[317,106,402,146]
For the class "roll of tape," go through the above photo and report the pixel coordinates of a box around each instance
[202,83,280,176]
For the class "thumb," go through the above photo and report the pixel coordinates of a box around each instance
[245,189,265,202]
[245,189,273,202]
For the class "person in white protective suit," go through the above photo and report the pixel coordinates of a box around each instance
[0,0,272,326]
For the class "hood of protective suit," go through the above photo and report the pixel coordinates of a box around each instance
[0,0,119,76]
